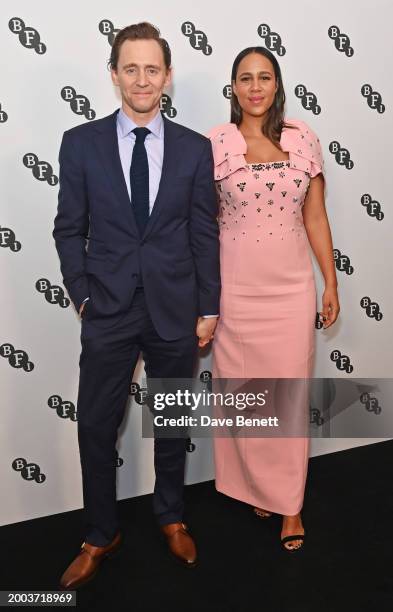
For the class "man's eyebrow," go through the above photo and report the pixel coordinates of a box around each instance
[122,63,161,70]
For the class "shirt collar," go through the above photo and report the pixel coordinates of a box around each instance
[117,107,164,139]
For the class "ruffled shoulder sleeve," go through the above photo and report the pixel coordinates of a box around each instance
[281,119,324,178]
[206,123,247,180]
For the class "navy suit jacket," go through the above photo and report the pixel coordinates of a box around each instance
[53,109,221,340]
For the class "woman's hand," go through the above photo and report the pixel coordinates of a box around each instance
[319,285,340,328]
[196,317,218,347]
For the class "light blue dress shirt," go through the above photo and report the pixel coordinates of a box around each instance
[117,106,164,212]
[83,107,217,318]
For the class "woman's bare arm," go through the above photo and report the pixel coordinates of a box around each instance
[302,174,340,328]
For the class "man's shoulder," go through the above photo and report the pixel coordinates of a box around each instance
[164,117,209,146]
[62,110,117,141]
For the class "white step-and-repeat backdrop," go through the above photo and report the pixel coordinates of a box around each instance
[1,0,392,526]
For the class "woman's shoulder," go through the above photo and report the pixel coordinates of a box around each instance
[283,117,320,141]
[206,122,247,161]
[206,123,247,180]
[282,118,324,177]
[206,122,239,141]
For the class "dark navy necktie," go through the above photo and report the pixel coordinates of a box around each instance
[130,127,151,235]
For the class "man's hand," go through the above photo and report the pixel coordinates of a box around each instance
[196,316,218,348]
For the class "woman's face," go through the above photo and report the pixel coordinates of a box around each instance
[233,52,278,119]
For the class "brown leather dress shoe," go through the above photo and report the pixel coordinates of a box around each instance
[59,532,122,590]
[160,522,197,568]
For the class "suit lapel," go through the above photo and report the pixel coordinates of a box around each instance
[93,110,183,239]
[93,109,139,234]
[142,115,183,240]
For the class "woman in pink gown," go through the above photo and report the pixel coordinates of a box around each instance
[207,47,340,551]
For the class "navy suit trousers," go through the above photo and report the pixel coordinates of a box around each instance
[77,288,198,546]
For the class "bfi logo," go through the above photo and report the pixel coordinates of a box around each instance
[48,395,77,421]
[181,22,212,55]
[0,343,34,372]
[257,24,286,56]
[330,350,354,374]
[310,408,324,426]
[223,85,232,99]
[361,84,385,114]
[329,141,354,169]
[186,438,196,453]
[328,26,354,57]
[360,296,383,321]
[12,458,46,483]
[294,85,321,115]
[23,154,58,186]
[115,450,124,467]
[98,19,120,46]
[35,279,70,309]
[130,381,148,405]
[0,103,8,123]
[361,193,384,221]
[8,18,46,54]
[333,249,354,275]
[160,94,177,118]
[360,392,381,415]
[200,369,212,392]
[61,87,96,120]
[0,226,21,252]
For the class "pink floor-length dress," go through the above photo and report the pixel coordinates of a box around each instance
[207,119,324,515]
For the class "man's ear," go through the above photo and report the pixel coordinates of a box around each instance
[164,66,173,89]
[111,68,119,87]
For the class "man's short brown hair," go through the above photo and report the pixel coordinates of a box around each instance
[108,22,172,71]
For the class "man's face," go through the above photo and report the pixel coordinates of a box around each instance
[111,38,171,116]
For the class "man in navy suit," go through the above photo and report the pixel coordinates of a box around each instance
[54,22,220,589]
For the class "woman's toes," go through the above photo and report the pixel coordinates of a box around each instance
[284,539,302,550]
[254,507,271,517]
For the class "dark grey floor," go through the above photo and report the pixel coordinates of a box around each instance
[2,439,393,611]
